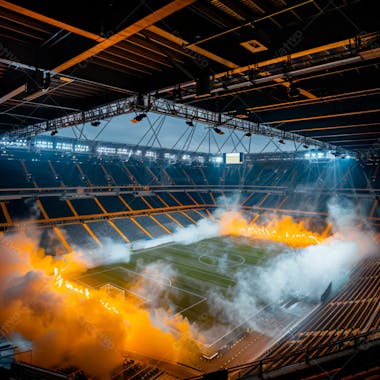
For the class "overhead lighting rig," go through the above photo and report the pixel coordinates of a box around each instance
[7,94,352,158]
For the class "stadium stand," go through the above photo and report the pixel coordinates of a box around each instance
[187,255,380,380]
[0,138,379,253]
[0,137,379,380]
[0,1,378,378]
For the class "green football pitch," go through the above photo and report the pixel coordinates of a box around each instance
[75,236,285,346]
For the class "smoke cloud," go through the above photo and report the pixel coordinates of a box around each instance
[0,196,377,377]
[73,238,131,267]
[0,231,199,379]
[205,199,376,338]
[132,216,220,250]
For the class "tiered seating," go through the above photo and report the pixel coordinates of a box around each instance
[52,160,85,186]
[0,158,32,188]
[40,197,74,218]
[96,196,128,213]
[86,221,127,245]
[170,192,195,206]
[26,159,58,187]
[112,218,151,241]
[112,359,166,380]
[59,224,99,250]
[120,194,151,210]
[257,257,380,373]
[0,146,378,255]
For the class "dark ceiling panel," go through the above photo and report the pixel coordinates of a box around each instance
[0,0,378,154]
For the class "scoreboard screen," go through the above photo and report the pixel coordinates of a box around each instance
[224,152,243,164]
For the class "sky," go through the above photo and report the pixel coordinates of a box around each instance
[53,112,304,154]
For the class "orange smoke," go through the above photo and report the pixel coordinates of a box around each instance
[0,231,199,379]
[218,211,324,247]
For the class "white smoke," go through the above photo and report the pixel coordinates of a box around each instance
[327,196,357,233]
[132,217,219,250]
[206,198,376,338]
[134,261,178,330]
[214,193,241,213]
[72,238,131,267]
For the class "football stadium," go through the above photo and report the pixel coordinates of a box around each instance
[0,1,379,379]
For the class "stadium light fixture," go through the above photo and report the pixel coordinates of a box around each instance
[130,113,147,123]
[287,80,300,99]
[195,73,211,98]
[213,127,224,135]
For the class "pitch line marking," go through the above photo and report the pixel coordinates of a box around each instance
[77,266,207,319]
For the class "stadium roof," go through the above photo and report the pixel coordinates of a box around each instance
[0,0,379,155]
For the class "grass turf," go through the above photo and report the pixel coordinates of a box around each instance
[76,236,284,336]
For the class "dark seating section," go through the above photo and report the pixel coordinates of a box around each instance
[204,165,223,185]
[69,199,103,215]
[169,211,194,227]
[141,195,165,208]
[1,148,378,190]
[0,158,33,188]
[6,198,43,221]
[185,209,204,222]
[0,207,7,224]
[134,215,168,237]
[243,192,267,206]
[102,162,131,185]
[112,217,150,241]
[83,162,108,186]
[255,256,380,374]
[40,197,74,218]
[157,192,179,206]
[153,213,180,233]
[86,221,126,245]
[260,193,284,208]
[59,224,99,250]
[128,163,155,185]
[26,160,58,187]
[52,160,84,186]
[170,192,195,205]
[120,194,149,210]
[166,165,192,185]
[187,191,208,205]
[0,147,378,255]
[96,196,127,213]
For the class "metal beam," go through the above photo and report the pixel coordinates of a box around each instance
[156,32,379,97]
[4,94,351,155]
[264,109,380,125]
[290,122,380,133]
[187,0,314,47]
[248,89,380,113]
[53,0,197,73]
[0,0,196,105]
[147,25,239,69]
[0,204,211,229]
[0,0,105,41]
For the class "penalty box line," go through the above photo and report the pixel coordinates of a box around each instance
[114,266,208,317]
[75,266,207,318]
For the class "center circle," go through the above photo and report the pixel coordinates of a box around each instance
[198,253,245,267]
